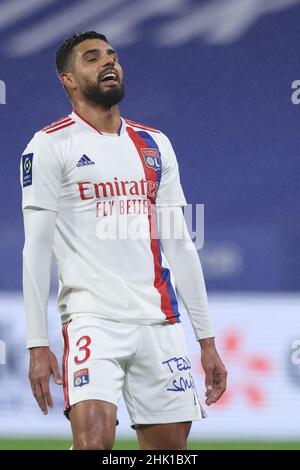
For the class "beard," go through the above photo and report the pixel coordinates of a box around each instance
[81,78,125,108]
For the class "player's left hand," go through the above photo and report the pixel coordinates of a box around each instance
[200,338,227,406]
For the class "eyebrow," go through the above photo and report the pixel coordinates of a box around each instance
[82,47,117,58]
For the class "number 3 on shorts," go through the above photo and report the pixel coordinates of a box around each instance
[74,335,91,365]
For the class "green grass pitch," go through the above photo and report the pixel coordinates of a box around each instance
[0,439,299,450]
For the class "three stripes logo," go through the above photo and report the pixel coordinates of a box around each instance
[76,154,95,167]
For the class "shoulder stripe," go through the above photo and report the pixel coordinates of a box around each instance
[43,119,72,133]
[42,117,72,132]
[45,121,76,134]
[125,119,160,133]
[42,116,71,131]
[125,119,160,134]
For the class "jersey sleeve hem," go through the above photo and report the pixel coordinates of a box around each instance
[26,339,50,349]
[195,331,215,341]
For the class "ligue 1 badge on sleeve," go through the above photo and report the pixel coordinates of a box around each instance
[141,148,161,171]
[22,153,34,187]
[74,368,89,387]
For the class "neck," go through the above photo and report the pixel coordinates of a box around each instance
[72,100,121,134]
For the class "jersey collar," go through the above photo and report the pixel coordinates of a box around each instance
[71,110,124,137]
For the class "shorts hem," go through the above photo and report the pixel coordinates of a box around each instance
[68,394,118,409]
[130,409,206,429]
[64,395,118,421]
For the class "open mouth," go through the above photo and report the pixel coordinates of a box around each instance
[100,72,118,86]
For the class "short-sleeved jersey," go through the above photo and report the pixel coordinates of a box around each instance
[21,111,187,325]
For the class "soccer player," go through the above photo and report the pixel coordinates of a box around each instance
[21,31,227,450]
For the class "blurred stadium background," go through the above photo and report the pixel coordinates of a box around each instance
[0,0,300,450]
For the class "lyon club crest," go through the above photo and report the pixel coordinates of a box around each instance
[141,148,161,171]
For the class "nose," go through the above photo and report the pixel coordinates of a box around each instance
[102,53,116,68]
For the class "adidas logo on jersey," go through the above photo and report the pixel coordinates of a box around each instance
[76,154,95,167]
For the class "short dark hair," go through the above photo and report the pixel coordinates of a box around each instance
[56,31,109,74]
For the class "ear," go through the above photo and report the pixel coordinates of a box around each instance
[59,72,77,92]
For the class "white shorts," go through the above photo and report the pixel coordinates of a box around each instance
[62,314,206,427]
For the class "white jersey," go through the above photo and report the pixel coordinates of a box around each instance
[21,111,187,326]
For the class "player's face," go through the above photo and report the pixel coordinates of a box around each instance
[71,39,124,108]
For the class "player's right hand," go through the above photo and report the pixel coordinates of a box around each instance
[28,346,63,415]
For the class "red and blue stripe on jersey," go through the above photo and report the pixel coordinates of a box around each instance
[126,125,181,324]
